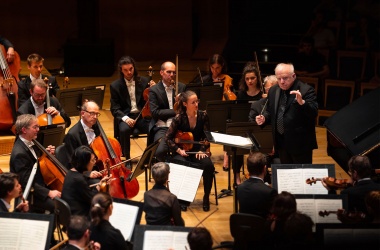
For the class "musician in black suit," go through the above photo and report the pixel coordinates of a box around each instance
[0,172,29,212]
[17,53,60,107]
[110,56,155,165]
[256,63,318,164]
[237,152,278,218]
[62,215,101,250]
[10,114,61,213]
[149,61,186,161]
[62,146,110,217]
[63,101,101,175]
[17,78,71,128]
[322,155,380,222]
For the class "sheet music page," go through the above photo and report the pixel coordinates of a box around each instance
[276,168,329,194]
[314,199,342,223]
[296,199,317,222]
[0,218,49,250]
[169,163,203,202]
[277,168,304,194]
[110,202,139,241]
[143,231,189,250]
[210,132,252,147]
[303,168,329,194]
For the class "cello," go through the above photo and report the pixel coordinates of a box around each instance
[32,139,68,192]
[91,120,139,199]
[37,77,66,127]
[0,44,20,132]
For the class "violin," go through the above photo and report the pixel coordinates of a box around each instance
[174,131,210,155]
[318,209,367,224]
[306,176,353,189]
[37,77,66,127]
[221,74,236,101]
[91,120,139,199]
[0,44,19,132]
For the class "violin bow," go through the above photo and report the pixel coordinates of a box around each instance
[254,51,265,94]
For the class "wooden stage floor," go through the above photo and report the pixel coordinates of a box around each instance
[0,60,349,247]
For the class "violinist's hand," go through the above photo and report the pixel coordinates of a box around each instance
[102,174,114,185]
[16,200,29,212]
[176,148,188,157]
[290,89,305,105]
[6,47,15,63]
[196,151,209,160]
[45,107,60,116]
[90,171,102,179]
[46,145,55,155]
[255,115,265,125]
[149,80,156,87]
[125,118,136,128]
[48,190,61,199]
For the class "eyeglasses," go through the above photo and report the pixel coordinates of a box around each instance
[83,110,101,117]
[165,70,176,75]
[32,92,46,98]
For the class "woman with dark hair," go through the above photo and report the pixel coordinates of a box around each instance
[62,146,111,217]
[236,62,263,101]
[90,192,130,250]
[165,90,215,212]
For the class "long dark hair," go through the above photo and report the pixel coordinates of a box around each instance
[207,54,227,75]
[118,56,138,79]
[71,146,96,173]
[239,61,260,91]
[90,192,113,226]
[176,90,197,115]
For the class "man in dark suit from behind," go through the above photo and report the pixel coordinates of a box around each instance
[237,152,278,218]
[17,53,60,107]
[62,215,100,250]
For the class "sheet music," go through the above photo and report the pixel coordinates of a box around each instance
[143,230,189,250]
[168,162,203,202]
[210,132,252,147]
[276,168,328,194]
[23,163,37,200]
[110,202,139,241]
[297,198,342,231]
[0,218,49,250]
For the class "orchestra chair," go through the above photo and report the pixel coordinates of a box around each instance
[55,143,70,169]
[53,197,71,244]
[336,50,367,82]
[359,82,380,96]
[212,213,268,250]
[324,79,355,111]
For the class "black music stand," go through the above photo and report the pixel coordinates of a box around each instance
[127,138,161,191]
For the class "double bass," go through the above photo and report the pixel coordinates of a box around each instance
[0,44,20,132]
[91,120,139,199]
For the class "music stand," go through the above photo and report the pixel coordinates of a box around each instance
[127,138,161,191]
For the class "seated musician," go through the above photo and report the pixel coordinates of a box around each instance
[110,56,155,168]
[62,146,111,218]
[165,90,215,212]
[0,36,16,63]
[149,61,186,162]
[143,162,184,226]
[321,155,380,223]
[17,78,71,128]
[17,53,60,107]
[63,100,101,171]
[10,114,61,214]
[90,192,131,250]
[0,172,29,212]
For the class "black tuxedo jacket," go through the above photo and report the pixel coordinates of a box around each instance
[17,96,71,128]
[110,76,149,121]
[341,179,380,213]
[63,121,100,168]
[10,138,50,204]
[17,75,60,107]
[264,78,318,154]
[148,80,186,131]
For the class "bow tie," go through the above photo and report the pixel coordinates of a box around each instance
[85,128,94,133]
[26,141,35,148]
[165,85,173,91]
[126,80,134,87]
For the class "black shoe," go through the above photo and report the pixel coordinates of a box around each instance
[180,205,187,211]
[222,166,229,172]
[203,196,210,212]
